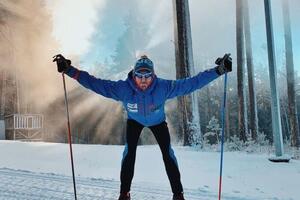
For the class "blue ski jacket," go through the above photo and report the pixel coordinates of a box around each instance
[66,66,220,127]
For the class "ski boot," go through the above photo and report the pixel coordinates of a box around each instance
[118,192,130,200]
[173,193,185,200]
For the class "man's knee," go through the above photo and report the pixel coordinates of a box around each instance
[161,145,178,167]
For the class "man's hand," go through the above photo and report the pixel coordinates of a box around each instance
[53,54,71,73]
[215,53,232,75]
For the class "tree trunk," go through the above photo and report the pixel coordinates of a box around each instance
[225,97,230,140]
[264,0,285,156]
[282,0,300,147]
[0,70,5,118]
[173,0,201,146]
[206,87,212,131]
[236,0,247,142]
[243,0,258,141]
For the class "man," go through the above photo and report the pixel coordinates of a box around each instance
[53,54,232,200]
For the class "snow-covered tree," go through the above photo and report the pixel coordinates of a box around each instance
[204,116,221,144]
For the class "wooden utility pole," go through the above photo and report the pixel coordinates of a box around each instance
[264,0,285,158]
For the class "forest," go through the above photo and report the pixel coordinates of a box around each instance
[0,0,299,155]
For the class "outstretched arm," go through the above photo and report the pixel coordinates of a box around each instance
[53,54,125,101]
[165,67,220,99]
[65,66,125,101]
[165,53,232,99]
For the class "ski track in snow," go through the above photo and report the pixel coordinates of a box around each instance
[0,168,272,200]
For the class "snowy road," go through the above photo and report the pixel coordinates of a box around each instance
[1,141,299,200]
[0,168,256,200]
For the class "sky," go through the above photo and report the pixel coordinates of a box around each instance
[46,0,300,77]
[46,0,107,56]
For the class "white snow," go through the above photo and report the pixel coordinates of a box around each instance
[0,140,299,200]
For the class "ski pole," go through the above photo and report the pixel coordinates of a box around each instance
[62,72,77,200]
[218,72,228,200]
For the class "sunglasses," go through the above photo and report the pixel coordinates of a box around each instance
[134,71,153,79]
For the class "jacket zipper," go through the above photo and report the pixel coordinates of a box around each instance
[143,95,146,117]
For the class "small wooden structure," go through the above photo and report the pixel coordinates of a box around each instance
[4,114,43,141]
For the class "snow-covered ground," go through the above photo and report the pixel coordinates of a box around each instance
[0,141,299,200]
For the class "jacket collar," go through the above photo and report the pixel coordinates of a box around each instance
[127,70,157,94]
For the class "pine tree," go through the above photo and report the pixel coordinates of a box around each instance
[236,0,247,142]
[282,0,300,147]
[243,0,258,141]
[173,0,201,146]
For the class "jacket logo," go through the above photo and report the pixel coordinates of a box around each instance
[149,104,160,113]
[127,103,138,113]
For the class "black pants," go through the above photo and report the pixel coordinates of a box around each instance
[120,119,183,194]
